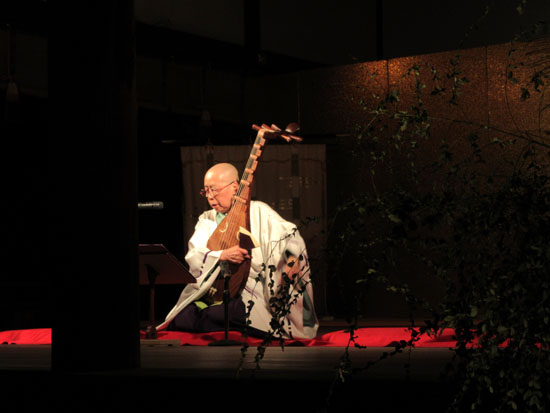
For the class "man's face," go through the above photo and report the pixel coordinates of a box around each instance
[203,172,238,213]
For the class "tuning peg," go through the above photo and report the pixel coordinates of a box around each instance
[282,133,303,142]
[251,123,302,142]
[252,124,272,132]
[285,122,300,134]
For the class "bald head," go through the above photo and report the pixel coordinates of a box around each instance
[203,163,239,213]
[204,163,239,183]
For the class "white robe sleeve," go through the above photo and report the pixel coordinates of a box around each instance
[155,211,222,331]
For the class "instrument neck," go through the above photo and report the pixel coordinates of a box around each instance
[235,132,266,201]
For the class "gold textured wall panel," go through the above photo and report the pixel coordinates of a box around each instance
[297,39,548,181]
[299,61,388,135]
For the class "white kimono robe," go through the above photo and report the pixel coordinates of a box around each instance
[156,200,319,339]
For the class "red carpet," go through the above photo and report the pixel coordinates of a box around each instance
[0,327,463,347]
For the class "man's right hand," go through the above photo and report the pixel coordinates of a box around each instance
[220,245,250,264]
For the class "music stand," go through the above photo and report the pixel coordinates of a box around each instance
[139,244,195,343]
[208,265,244,347]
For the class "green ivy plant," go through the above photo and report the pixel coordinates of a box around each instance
[325,9,549,413]
[237,230,312,377]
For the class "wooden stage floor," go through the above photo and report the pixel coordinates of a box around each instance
[0,319,457,412]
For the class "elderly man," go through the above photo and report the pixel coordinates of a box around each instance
[156,163,318,339]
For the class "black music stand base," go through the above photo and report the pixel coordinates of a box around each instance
[208,274,243,347]
[138,244,195,346]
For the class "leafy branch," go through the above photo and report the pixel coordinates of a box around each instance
[326,12,550,411]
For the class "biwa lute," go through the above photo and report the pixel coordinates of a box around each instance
[206,123,302,302]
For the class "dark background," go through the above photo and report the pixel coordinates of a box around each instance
[1,0,548,333]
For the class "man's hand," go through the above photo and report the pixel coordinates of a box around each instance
[220,245,251,264]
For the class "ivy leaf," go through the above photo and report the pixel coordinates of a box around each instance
[388,213,402,224]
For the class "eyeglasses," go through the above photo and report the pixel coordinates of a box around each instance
[200,181,236,198]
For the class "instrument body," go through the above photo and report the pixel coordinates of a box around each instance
[206,123,301,301]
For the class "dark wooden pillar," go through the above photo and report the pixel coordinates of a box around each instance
[49,0,139,372]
